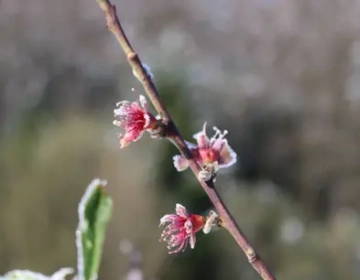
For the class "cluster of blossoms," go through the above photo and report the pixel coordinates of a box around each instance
[113,95,237,173]
[113,93,237,253]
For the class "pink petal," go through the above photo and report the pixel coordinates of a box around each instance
[159,214,178,225]
[169,236,188,254]
[119,138,131,149]
[175,204,189,218]
[211,138,226,152]
[143,113,152,128]
[139,95,147,110]
[125,129,144,142]
[189,234,196,249]
[173,155,189,171]
[184,219,193,233]
[193,122,210,149]
[218,142,237,168]
[114,101,131,116]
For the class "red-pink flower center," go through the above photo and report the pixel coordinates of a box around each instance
[198,149,220,165]
[188,214,205,233]
[119,104,156,134]
[126,108,147,128]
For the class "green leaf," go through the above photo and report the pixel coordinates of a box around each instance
[1,268,74,280]
[76,179,113,280]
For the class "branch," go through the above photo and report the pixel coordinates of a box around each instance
[96,1,276,279]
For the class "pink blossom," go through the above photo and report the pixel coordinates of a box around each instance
[159,204,205,254]
[113,95,157,148]
[173,122,237,172]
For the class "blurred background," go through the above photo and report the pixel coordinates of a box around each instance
[1,0,360,279]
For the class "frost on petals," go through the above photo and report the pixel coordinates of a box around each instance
[113,95,157,148]
[173,122,237,172]
[133,63,154,81]
[172,155,189,171]
[159,204,205,254]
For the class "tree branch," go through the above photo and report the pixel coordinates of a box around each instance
[96,1,276,279]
